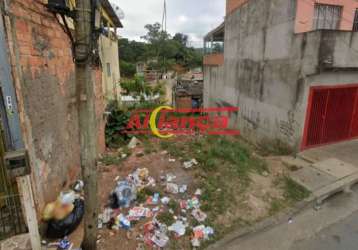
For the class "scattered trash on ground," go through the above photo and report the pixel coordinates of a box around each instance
[166,183,179,194]
[109,180,137,209]
[98,165,215,248]
[192,208,207,222]
[168,220,187,236]
[72,180,84,193]
[183,159,198,169]
[191,225,214,247]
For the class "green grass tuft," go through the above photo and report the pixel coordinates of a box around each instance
[283,177,311,202]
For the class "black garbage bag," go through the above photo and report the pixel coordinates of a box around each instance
[46,199,84,239]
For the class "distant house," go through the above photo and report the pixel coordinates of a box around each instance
[0,0,122,239]
[99,0,123,103]
[204,0,358,151]
[174,79,203,109]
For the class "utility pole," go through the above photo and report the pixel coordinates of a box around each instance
[74,0,98,249]
[161,0,167,32]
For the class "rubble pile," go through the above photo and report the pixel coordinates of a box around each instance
[99,166,214,248]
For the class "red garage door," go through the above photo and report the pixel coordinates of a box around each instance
[302,85,358,150]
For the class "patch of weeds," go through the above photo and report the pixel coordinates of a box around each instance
[141,187,155,196]
[157,211,175,226]
[160,140,171,150]
[100,155,122,166]
[121,146,132,157]
[258,139,293,156]
[269,198,285,215]
[192,136,266,180]
[160,139,186,158]
[200,176,232,217]
[167,199,179,212]
[105,103,131,148]
[142,139,156,154]
[283,177,310,202]
[136,189,148,204]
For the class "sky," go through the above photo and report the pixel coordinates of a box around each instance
[111,0,226,47]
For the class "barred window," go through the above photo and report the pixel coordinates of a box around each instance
[313,4,342,30]
[353,9,358,31]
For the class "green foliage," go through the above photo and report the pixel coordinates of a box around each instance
[283,177,311,202]
[121,75,151,96]
[157,211,175,226]
[173,33,188,46]
[120,61,136,78]
[119,23,203,76]
[118,38,148,62]
[167,199,179,213]
[120,75,165,100]
[100,155,122,166]
[269,177,311,215]
[105,101,131,148]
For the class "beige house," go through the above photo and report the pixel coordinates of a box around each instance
[100,33,121,102]
[99,0,123,103]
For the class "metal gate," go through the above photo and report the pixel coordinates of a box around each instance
[0,10,27,239]
[0,130,27,240]
[302,84,358,150]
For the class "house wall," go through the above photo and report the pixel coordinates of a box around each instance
[204,0,358,150]
[175,96,192,109]
[295,0,358,33]
[226,0,249,15]
[5,0,106,212]
[99,34,121,102]
[203,53,224,66]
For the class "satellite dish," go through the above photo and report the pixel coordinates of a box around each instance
[109,1,125,20]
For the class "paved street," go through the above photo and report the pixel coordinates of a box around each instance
[210,185,358,250]
[290,209,358,250]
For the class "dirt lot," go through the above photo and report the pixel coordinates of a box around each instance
[66,135,309,250]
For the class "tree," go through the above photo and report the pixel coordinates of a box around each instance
[120,61,136,78]
[173,33,188,46]
[118,38,148,63]
[141,23,174,71]
[118,23,204,77]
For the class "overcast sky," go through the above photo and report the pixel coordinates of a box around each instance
[111,0,225,47]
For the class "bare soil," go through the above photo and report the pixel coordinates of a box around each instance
[65,137,294,250]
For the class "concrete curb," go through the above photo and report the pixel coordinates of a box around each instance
[206,195,315,250]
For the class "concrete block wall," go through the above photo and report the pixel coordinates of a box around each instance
[204,0,358,151]
[6,0,106,212]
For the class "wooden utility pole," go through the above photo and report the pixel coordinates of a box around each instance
[74,0,98,249]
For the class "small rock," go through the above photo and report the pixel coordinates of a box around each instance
[262,171,269,177]
[136,151,145,157]
[128,137,141,149]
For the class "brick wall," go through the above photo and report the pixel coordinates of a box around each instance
[203,53,224,66]
[6,0,106,212]
[176,96,192,109]
[226,0,249,15]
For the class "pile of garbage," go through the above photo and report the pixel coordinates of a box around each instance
[99,167,214,248]
[42,182,85,239]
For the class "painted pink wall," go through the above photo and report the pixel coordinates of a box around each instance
[295,0,358,33]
